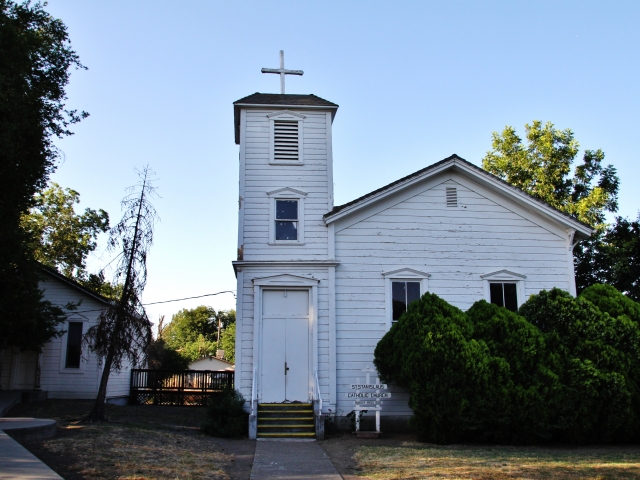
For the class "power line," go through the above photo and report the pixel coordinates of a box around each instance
[143,291,236,306]
[63,290,236,315]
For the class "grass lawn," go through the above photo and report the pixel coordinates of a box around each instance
[6,399,255,480]
[320,434,640,479]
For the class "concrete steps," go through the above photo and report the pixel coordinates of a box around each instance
[257,403,315,439]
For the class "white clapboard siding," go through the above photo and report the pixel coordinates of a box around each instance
[36,274,132,400]
[240,110,331,260]
[333,176,572,417]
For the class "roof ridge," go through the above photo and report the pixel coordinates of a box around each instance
[323,154,592,232]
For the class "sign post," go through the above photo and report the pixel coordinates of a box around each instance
[348,365,388,438]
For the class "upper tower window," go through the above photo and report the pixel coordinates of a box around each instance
[267,187,307,245]
[268,111,305,165]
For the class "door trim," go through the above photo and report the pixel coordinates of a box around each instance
[252,274,319,403]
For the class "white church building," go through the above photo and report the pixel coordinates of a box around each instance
[231,89,592,438]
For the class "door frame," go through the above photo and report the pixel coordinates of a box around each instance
[252,274,319,403]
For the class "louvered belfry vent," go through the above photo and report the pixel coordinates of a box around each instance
[446,187,458,207]
[274,120,299,161]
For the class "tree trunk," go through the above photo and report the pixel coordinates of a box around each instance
[85,339,116,421]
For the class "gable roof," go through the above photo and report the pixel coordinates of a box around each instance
[39,265,113,306]
[323,154,594,239]
[233,93,339,144]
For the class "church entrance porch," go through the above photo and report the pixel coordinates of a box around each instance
[260,289,310,403]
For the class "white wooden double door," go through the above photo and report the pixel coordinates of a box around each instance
[260,289,310,403]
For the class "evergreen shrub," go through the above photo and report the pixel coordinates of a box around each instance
[374,292,491,443]
[465,301,559,443]
[201,387,248,438]
[374,286,640,444]
[520,288,640,443]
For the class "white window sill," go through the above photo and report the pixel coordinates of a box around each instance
[269,241,305,246]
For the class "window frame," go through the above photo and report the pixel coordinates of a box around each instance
[267,187,306,245]
[382,268,430,329]
[268,111,305,166]
[59,318,86,374]
[481,269,526,310]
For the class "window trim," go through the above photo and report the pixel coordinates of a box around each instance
[382,268,430,329]
[268,111,305,165]
[59,318,86,374]
[267,187,307,245]
[481,269,526,309]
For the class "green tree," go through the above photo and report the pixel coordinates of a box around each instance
[575,216,640,301]
[21,183,109,278]
[162,306,235,356]
[219,322,236,364]
[482,120,619,230]
[0,1,87,351]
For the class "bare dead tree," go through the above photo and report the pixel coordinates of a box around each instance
[83,166,158,421]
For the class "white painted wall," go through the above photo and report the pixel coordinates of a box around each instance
[190,357,234,371]
[240,109,332,260]
[36,273,132,400]
[333,174,573,417]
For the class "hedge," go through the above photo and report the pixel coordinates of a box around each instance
[374,285,640,444]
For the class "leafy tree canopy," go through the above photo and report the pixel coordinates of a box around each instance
[21,182,109,278]
[162,306,235,351]
[576,216,640,301]
[482,120,619,230]
[0,0,86,351]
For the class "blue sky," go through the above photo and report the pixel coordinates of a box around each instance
[44,0,640,325]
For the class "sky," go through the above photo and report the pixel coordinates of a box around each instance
[43,0,640,328]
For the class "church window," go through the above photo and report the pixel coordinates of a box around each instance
[392,281,421,322]
[481,270,526,312]
[267,187,306,245]
[65,321,83,368]
[275,200,298,240]
[383,269,430,327]
[489,282,518,312]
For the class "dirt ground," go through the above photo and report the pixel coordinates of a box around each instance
[7,400,255,480]
[8,400,640,479]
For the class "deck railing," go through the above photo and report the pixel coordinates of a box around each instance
[130,369,234,406]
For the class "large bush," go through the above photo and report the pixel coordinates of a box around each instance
[520,288,640,443]
[374,292,491,443]
[465,301,560,443]
[375,287,640,444]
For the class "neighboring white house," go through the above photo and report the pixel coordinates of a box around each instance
[231,92,593,435]
[189,355,234,371]
[0,267,130,404]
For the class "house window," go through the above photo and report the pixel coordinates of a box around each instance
[275,199,298,241]
[65,322,83,368]
[391,281,421,322]
[489,282,518,312]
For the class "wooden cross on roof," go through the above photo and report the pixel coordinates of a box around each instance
[261,50,304,94]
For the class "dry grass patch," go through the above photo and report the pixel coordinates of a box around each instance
[353,442,640,479]
[8,400,254,480]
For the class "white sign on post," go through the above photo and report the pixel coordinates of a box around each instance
[348,365,386,435]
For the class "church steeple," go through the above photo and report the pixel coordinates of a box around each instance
[232,92,338,262]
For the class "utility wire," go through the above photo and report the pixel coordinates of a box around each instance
[63,290,236,315]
